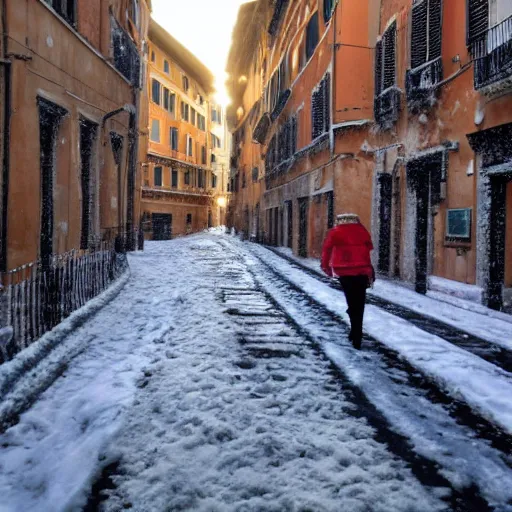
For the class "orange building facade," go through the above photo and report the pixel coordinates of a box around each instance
[227,0,512,311]
[0,0,150,272]
[141,21,228,240]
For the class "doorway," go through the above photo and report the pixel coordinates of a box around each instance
[152,213,172,240]
[378,174,392,274]
[298,197,309,257]
[407,153,443,294]
[285,200,293,248]
[38,98,67,267]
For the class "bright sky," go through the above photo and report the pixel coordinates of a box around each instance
[151,0,253,106]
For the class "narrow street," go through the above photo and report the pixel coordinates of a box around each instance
[0,234,511,511]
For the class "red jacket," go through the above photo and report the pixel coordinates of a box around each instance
[321,223,374,278]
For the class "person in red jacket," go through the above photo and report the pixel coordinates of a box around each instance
[321,213,374,349]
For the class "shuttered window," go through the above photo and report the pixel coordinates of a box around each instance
[411,0,443,69]
[312,73,331,139]
[375,22,397,96]
[306,12,320,61]
[467,0,489,44]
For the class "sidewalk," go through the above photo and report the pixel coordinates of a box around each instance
[274,247,512,351]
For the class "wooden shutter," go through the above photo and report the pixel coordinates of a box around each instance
[383,22,397,90]
[375,40,383,96]
[428,0,443,60]
[467,0,489,44]
[411,0,428,68]
[322,73,331,134]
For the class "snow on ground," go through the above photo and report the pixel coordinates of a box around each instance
[251,244,512,434]
[274,247,512,349]
[0,235,447,512]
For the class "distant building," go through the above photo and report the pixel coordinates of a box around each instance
[0,0,150,272]
[141,20,228,240]
[227,0,512,312]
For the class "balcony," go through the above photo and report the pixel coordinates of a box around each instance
[111,16,141,88]
[374,87,401,128]
[406,56,443,111]
[471,16,512,94]
[268,0,289,37]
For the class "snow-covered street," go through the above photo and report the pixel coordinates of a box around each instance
[0,234,511,511]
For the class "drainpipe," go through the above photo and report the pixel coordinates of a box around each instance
[126,88,139,252]
[0,0,10,274]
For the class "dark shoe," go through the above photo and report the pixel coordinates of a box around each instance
[352,338,362,350]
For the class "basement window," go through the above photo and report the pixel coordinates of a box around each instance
[446,208,472,241]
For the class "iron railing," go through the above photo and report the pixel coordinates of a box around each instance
[406,56,443,109]
[471,15,512,90]
[374,87,401,127]
[0,244,128,364]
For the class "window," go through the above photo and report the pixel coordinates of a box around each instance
[375,22,397,96]
[43,0,76,26]
[128,0,140,29]
[186,213,192,224]
[111,15,140,86]
[187,136,193,156]
[152,79,161,104]
[201,146,207,165]
[410,0,443,70]
[181,102,190,122]
[211,133,221,148]
[171,169,178,188]
[197,169,205,188]
[197,114,206,131]
[324,0,335,22]
[184,170,191,185]
[211,153,216,163]
[252,167,259,182]
[212,174,217,188]
[312,73,331,139]
[163,88,170,110]
[170,127,179,151]
[150,119,160,142]
[154,166,163,187]
[191,108,196,126]
[169,93,176,116]
[182,75,190,91]
[151,50,156,62]
[306,12,320,61]
[446,208,472,241]
[164,60,170,74]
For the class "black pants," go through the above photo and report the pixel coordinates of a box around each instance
[339,275,368,344]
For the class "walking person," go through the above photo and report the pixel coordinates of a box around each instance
[321,214,375,349]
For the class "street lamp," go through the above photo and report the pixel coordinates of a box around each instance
[217,196,227,208]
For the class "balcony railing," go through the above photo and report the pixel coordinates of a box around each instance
[471,15,512,92]
[406,56,443,110]
[374,87,401,128]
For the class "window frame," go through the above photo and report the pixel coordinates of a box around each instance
[154,166,163,187]
[446,208,472,241]
[150,119,160,142]
[151,79,161,105]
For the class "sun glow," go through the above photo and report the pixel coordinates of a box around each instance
[151,0,253,107]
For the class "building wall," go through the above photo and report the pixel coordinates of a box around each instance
[141,32,221,240]
[4,0,146,271]
[229,0,512,309]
